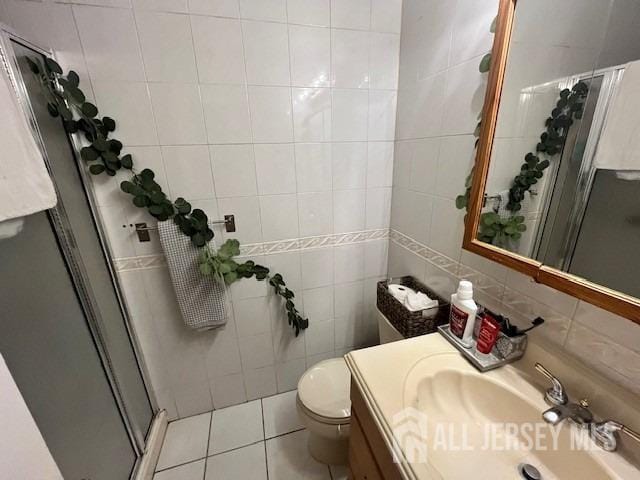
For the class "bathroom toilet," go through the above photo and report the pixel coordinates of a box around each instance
[296,357,351,464]
[296,309,401,464]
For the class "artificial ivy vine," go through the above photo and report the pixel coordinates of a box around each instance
[28,56,308,336]
[455,16,588,247]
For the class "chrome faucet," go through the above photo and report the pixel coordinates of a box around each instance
[591,420,640,452]
[535,363,640,451]
[535,363,592,427]
[535,363,568,406]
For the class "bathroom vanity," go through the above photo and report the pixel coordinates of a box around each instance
[345,334,640,479]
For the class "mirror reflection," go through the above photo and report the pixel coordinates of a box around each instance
[479,0,640,299]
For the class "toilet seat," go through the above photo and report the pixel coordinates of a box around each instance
[296,396,349,425]
[297,358,351,422]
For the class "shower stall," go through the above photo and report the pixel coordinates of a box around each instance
[531,64,640,299]
[0,26,158,480]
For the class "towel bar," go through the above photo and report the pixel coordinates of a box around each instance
[130,214,236,242]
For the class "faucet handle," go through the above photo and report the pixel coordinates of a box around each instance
[591,420,640,451]
[534,363,568,406]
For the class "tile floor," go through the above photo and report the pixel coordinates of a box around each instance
[154,390,349,480]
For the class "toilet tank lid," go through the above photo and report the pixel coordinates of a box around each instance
[298,358,351,419]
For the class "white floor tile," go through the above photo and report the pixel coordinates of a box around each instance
[329,464,349,480]
[209,400,264,455]
[205,443,267,480]
[157,413,211,471]
[262,390,304,439]
[266,430,331,480]
[153,460,205,480]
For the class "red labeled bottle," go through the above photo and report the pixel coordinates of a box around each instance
[476,314,500,356]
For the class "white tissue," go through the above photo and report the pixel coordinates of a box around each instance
[388,284,413,303]
[404,291,439,312]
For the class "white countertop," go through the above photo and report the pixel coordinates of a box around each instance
[345,332,639,480]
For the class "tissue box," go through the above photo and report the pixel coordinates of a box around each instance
[377,276,450,338]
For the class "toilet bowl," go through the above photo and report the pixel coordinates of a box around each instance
[297,310,403,464]
[296,358,351,465]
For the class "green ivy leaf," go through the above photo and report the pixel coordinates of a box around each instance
[67,86,85,104]
[67,70,80,86]
[149,205,164,216]
[482,212,499,226]
[63,120,78,133]
[108,139,123,153]
[150,191,165,204]
[199,262,213,276]
[82,102,98,118]
[120,181,135,193]
[140,168,155,182]
[45,57,63,74]
[102,116,116,132]
[120,154,133,169]
[133,195,149,208]
[191,232,206,247]
[93,137,108,151]
[89,164,105,175]
[176,201,191,215]
[223,271,238,284]
[455,195,467,209]
[479,53,491,73]
[80,146,99,162]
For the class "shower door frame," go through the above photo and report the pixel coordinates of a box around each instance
[0,24,158,462]
[556,66,625,272]
[530,66,623,267]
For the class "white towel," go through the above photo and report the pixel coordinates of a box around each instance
[0,61,56,221]
[404,291,439,312]
[594,60,640,171]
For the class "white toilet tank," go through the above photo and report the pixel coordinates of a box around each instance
[376,307,404,344]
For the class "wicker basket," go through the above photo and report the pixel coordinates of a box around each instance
[377,276,450,338]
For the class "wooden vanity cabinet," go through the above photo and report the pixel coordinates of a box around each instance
[348,379,403,480]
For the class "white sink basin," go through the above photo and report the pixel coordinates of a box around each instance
[402,352,616,479]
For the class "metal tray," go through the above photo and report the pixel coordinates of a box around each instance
[437,324,525,372]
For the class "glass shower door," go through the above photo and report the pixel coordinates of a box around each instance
[0,32,154,479]
[0,210,138,480]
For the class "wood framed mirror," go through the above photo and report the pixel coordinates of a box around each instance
[464,0,640,324]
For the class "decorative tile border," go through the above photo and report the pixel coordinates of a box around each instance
[389,229,504,303]
[115,254,168,272]
[114,228,390,272]
[389,229,459,275]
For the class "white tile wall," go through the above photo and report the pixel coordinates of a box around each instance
[389,0,640,397]
[24,0,639,422]
[287,0,329,26]
[191,16,246,84]
[1,0,402,418]
[135,11,198,82]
